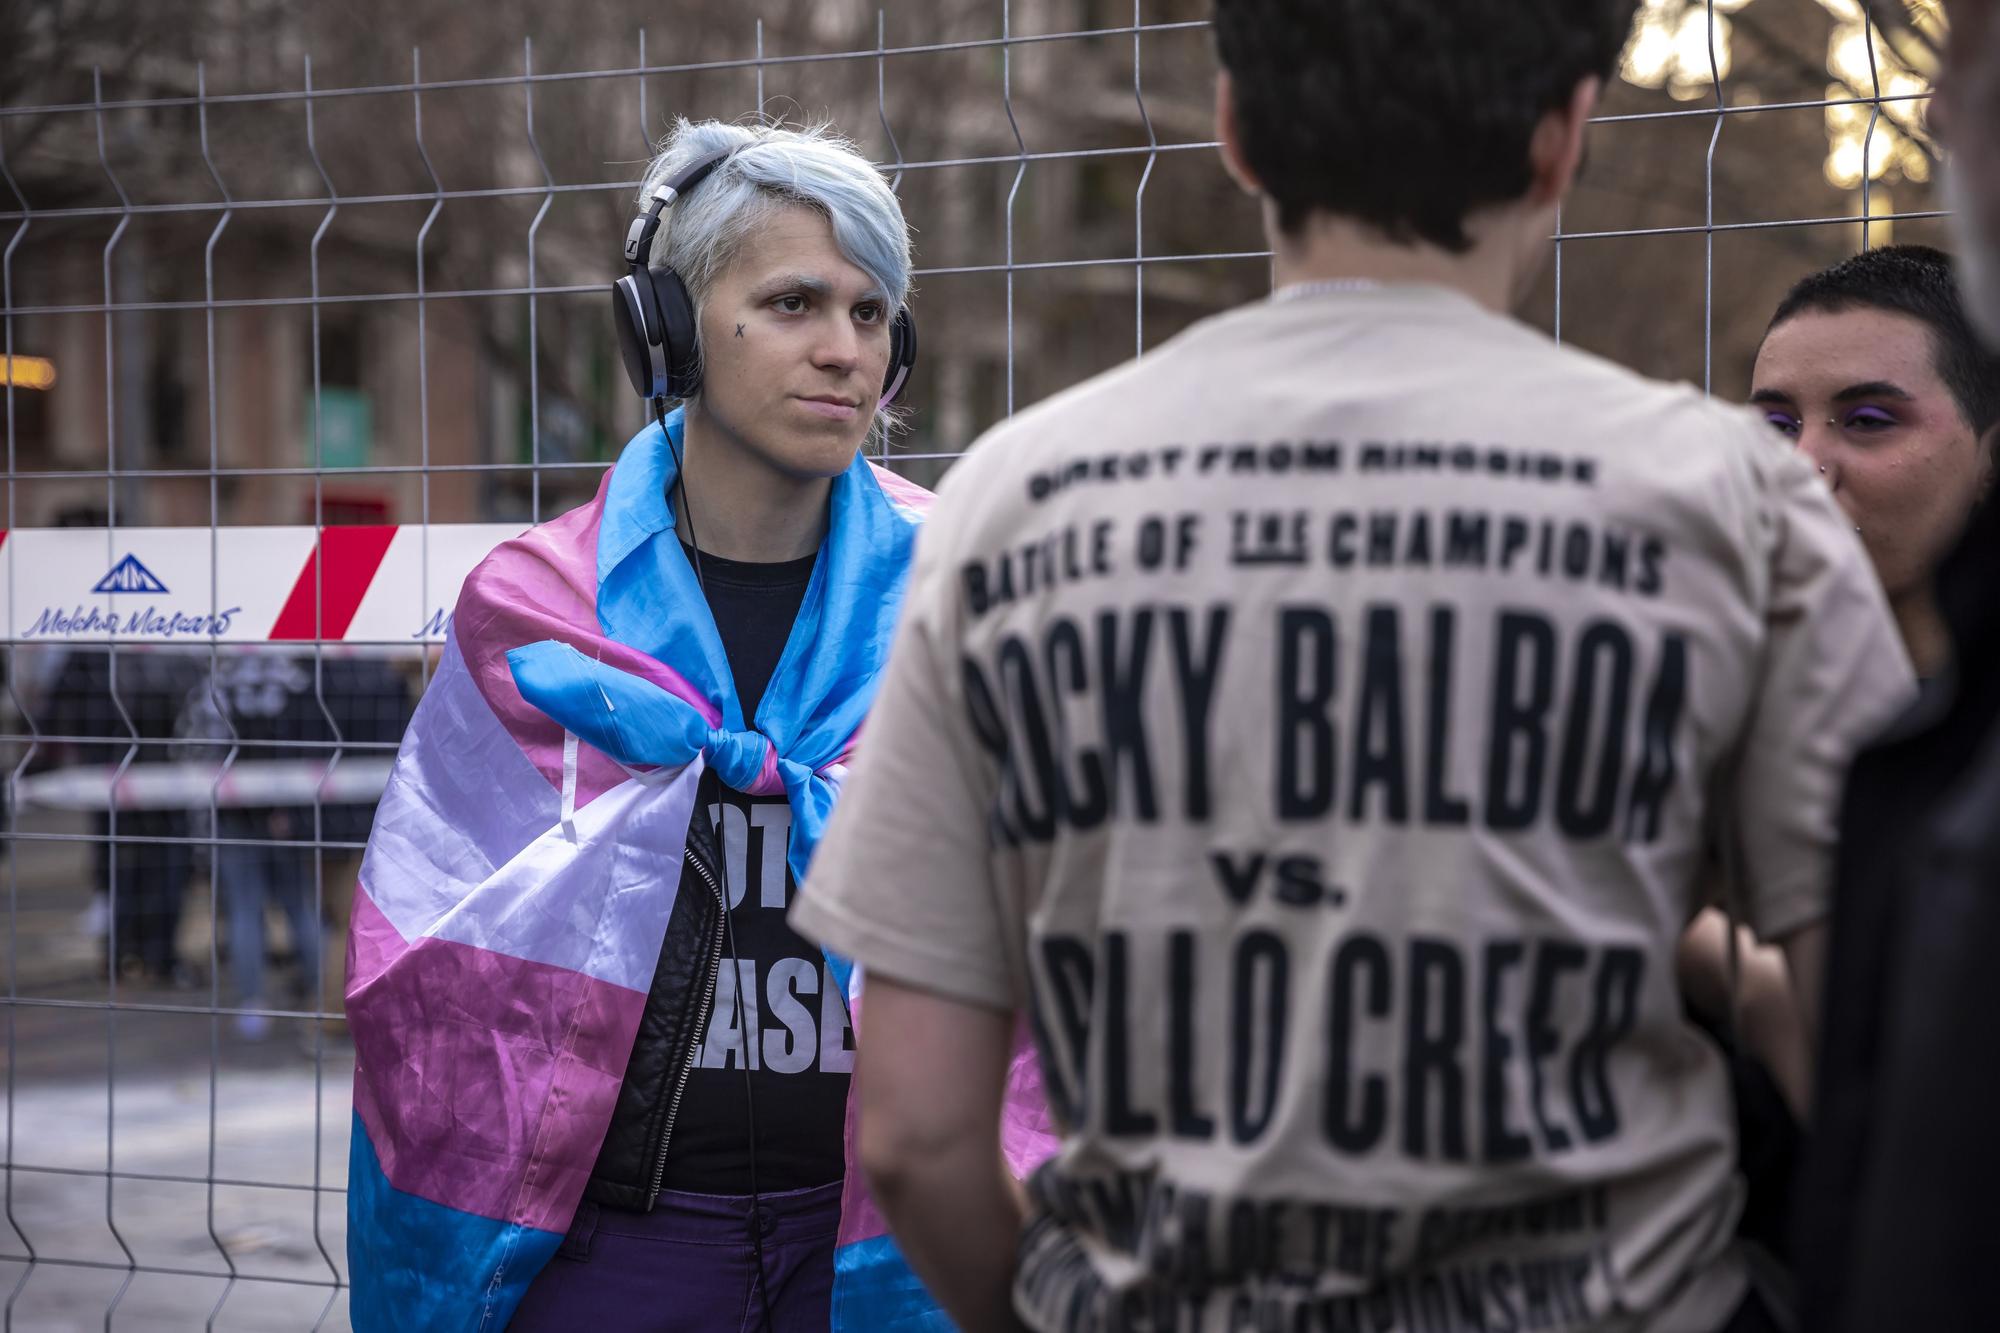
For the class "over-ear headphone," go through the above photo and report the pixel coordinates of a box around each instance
[612,146,917,406]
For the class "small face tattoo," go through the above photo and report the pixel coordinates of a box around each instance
[734,323,745,338]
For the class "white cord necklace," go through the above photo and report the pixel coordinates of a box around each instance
[1270,277,1384,304]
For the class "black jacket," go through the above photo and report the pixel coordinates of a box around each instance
[582,769,730,1212]
[1795,495,2000,1332]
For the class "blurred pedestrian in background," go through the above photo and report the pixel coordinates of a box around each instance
[182,649,413,1038]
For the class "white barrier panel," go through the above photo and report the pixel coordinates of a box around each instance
[0,524,525,643]
[15,758,399,811]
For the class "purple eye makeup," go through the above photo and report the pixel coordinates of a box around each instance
[1843,405,1900,431]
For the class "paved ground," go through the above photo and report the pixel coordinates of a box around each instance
[4,811,356,1331]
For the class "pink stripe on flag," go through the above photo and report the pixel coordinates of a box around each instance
[749,740,784,797]
[867,462,935,518]
[347,881,646,1233]
[1000,1029,1062,1175]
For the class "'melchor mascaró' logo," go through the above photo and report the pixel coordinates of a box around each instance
[91,554,170,595]
[21,553,237,638]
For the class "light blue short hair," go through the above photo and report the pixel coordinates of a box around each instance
[638,118,912,324]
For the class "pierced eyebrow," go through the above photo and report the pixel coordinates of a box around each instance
[1831,380,1916,404]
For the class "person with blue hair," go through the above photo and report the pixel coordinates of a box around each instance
[629,116,915,465]
[507,118,917,1327]
[343,115,1057,1333]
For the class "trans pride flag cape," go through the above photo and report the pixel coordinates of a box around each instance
[346,410,1057,1331]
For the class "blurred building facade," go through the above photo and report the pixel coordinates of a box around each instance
[0,0,1946,535]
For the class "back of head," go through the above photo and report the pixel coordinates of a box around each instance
[637,118,912,321]
[1211,0,1641,247]
[1769,243,2000,436]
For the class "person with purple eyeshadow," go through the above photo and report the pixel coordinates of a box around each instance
[1674,244,2000,1305]
[1790,8,2000,1325]
[1750,244,2000,678]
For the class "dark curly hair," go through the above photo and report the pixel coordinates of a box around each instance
[1768,244,2000,438]
[1213,0,1642,250]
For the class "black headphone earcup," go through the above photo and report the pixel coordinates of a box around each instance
[881,307,917,405]
[612,274,664,399]
[653,268,701,399]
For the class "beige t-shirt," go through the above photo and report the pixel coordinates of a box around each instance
[793,285,1914,1332]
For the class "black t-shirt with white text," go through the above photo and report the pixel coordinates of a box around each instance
[660,544,854,1194]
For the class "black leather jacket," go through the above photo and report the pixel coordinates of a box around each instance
[1795,494,2000,1333]
[582,769,729,1212]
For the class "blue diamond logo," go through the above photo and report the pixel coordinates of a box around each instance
[91,554,169,595]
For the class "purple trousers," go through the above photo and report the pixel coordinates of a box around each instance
[509,1179,841,1332]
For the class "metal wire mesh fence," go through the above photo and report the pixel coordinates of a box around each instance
[0,0,1946,1326]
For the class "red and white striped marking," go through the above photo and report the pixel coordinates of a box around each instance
[0,524,524,643]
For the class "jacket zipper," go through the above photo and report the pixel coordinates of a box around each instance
[647,840,727,1209]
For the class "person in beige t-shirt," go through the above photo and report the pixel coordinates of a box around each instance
[791,3,1915,1331]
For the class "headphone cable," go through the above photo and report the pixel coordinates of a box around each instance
[655,397,776,1333]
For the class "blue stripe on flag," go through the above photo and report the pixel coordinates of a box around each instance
[347,1113,562,1333]
[833,1232,960,1331]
